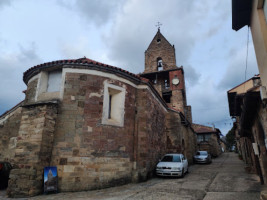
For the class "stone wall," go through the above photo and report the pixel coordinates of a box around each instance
[0,106,22,162]
[133,88,167,181]
[165,111,196,164]
[209,134,222,157]
[198,135,221,158]
[25,79,38,104]
[7,103,58,197]
[50,72,136,192]
[165,112,183,153]
[251,105,267,184]
[238,137,257,173]
[171,90,185,113]
[181,125,197,164]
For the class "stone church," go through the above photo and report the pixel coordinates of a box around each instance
[0,29,197,197]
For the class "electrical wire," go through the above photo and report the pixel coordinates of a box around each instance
[245,26,250,82]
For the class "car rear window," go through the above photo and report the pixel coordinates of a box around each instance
[197,151,208,155]
[161,155,181,162]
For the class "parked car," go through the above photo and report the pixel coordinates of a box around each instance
[193,151,212,164]
[156,154,188,177]
[0,162,12,189]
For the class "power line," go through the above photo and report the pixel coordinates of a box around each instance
[245,26,250,82]
[193,118,233,126]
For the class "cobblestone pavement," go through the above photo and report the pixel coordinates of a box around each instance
[0,152,262,200]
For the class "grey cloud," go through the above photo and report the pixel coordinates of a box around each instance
[0,43,42,115]
[58,38,91,59]
[18,43,39,61]
[0,0,12,9]
[218,44,259,90]
[187,80,231,135]
[57,0,125,26]
[184,65,201,86]
[102,0,230,73]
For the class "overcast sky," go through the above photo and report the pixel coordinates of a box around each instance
[0,0,259,135]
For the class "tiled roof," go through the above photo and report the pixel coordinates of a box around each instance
[23,57,141,84]
[192,123,218,134]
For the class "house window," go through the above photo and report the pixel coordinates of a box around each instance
[197,135,204,142]
[157,57,163,71]
[197,134,211,142]
[205,134,211,141]
[102,82,126,127]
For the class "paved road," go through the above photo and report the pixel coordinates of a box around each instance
[0,152,262,200]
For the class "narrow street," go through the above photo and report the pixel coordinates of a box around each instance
[0,152,262,200]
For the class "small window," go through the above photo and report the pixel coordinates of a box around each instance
[197,135,204,142]
[157,38,161,43]
[164,79,170,89]
[197,134,211,142]
[157,57,163,71]
[205,134,211,141]
[102,82,126,127]
[163,93,171,103]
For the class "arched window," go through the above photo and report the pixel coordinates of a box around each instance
[157,57,163,71]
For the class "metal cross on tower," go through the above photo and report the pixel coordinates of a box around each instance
[155,22,162,30]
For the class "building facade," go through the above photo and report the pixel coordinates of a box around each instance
[192,124,222,158]
[228,75,267,184]
[0,30,197,197]
[232,0,267,107]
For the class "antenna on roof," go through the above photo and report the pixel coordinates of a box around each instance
[155,22,162,30]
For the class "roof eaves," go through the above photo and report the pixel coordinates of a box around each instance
[23,58,141,85]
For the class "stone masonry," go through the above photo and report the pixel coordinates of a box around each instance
[7,103,58,197]
[144,29,176,73]
[0,103,23,163]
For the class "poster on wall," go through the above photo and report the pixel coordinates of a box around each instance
[44,166,58,193]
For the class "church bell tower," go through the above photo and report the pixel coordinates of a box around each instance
[140,28,191,122]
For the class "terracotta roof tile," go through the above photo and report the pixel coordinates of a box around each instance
[23,57,141,84]
[192,123,218,133]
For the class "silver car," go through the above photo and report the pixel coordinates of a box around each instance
[193,151,212,164]
[156,154,188,177]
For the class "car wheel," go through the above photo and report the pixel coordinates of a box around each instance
[186,167,189,174]
[181,169,184,178]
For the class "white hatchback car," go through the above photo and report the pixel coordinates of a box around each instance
[156,154,188,177]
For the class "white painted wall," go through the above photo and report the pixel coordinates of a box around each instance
[47,71,62,92]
